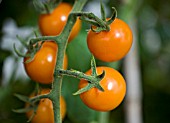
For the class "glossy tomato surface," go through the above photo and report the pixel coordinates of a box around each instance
[38,2,81,42]
[24,41,68,84]
[87,18,133,62]
[79,67,126,111]
[26,89,66,123]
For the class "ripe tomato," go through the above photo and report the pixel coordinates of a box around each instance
[87,18,133,62]
[79,67,126,111]
[38,2,81,42]
[24,41,68,84]
[26,89,66,123]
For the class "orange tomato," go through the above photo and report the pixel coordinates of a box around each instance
[38,2,81,42]
[26,89,66,123]
[87,18,133,62]
[24,41,68,84]
[79,67,126,111]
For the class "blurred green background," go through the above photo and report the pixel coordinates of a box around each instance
[0,0,170,123]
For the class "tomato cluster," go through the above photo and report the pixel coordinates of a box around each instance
[22,1,133,122]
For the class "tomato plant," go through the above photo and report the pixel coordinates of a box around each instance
[26,89,66,123]
[87,18,133,62]
[79,66,126,111]
[24,41,68,84]
[13,0,133,123]
[38,2,81,42]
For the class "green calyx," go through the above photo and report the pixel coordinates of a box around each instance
[13,34,44,63]
[13,93,38,122]
[58,56,105,95]
[13,90,50,122]
[73,1,117,33]
[73,56,105,95]
[14,29,58,63]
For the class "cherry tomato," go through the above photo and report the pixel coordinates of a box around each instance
[24,41,68,84]
[26,89,66,123]
[79,67,126,111]
[87,18,133,62]
[38,2,81,42]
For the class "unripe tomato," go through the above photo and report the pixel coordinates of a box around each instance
[79,67,126,111]
[87,18,133,62]
[26,89,66,123]
[24,41,68,84]
[38,2,81,42]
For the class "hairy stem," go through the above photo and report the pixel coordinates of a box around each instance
[49,0,88,123]
[30,36,58,44]
[58,69,94,82]
[30,93,50,103]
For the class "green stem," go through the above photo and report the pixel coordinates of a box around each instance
[30,36,58,44]
[73,12,110,31]
[30,93,50,103]
[49,0,88,123]
[58,69,96,81]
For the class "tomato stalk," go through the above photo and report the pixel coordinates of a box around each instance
[14,0,88,122]
[57,56,105,95]
[29,36,58,44]
[49,0,89,123]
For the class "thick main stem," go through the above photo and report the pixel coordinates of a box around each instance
[50,0,88,123]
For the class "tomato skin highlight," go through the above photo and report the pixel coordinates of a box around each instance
[24,41,68,84]
[26,89,66,123]
[87,18,133,62]
[38,2,81,42]
[79,67,126,111]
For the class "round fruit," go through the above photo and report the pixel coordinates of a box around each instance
[26,89,66,123]
[87,18,133,62]
[38,2,81,42]
[79,66,126,111]
[24,41,68,84]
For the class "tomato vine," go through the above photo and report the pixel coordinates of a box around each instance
[13,0,132,123]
